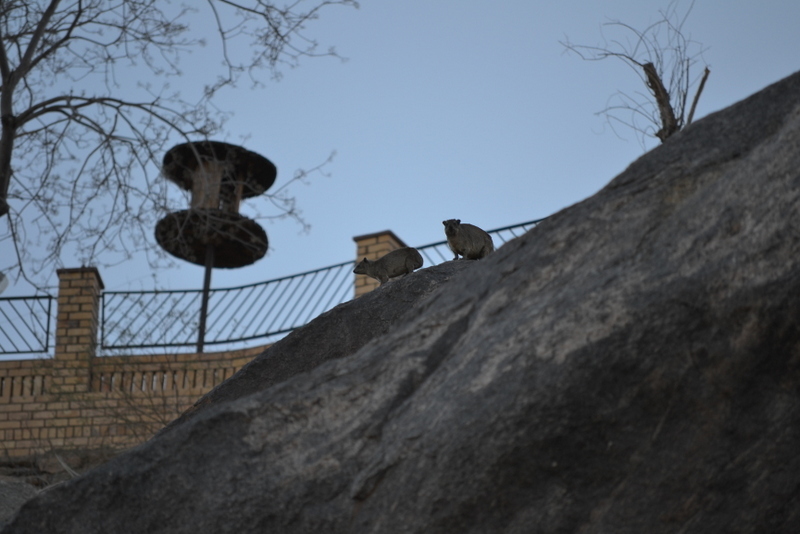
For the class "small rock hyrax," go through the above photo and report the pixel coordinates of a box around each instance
[353,247,424,285]
[442,219,494,260]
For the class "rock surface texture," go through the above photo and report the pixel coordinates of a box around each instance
[5,73,800,533]
[0,480,37,529]
[161,259,474,433]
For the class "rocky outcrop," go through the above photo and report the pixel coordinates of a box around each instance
[0,480,37,530]
[160,260,474,434]
[4,72,800,533]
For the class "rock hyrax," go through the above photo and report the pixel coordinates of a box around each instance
[442,219,494,260]
[353,247,424,285]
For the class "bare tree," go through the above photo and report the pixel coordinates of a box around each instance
[0,0,357,290]
[562,1,710,146]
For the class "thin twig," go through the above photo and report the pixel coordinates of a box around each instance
[54,453,80,478]
[686,66,710,126]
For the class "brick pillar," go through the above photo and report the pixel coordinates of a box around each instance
[352,230,408,298]
[52,267,104,394]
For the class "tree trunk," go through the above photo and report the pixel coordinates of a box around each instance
[0,100,15,218]
[643,62,679,142]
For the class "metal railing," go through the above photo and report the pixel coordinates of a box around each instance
[415,218,544,265]
[0,296,54,355]
[101,260,355,352]
[0,218,544,356]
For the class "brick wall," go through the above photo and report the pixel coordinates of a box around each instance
[0,347,263,462]
[0,268,268,463]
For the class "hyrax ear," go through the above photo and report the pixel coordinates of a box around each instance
[442,220,446,226]
[456,219,461,224]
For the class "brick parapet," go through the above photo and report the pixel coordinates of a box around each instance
[0,344,267,461]
[0,264,270,462]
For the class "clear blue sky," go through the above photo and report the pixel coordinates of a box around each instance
[4,0,800,296]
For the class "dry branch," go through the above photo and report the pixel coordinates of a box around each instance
[643,62,679,142]
[686,66,711,127]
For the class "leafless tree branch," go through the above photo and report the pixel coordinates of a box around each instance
[561,1,709,148]
[0,0,358,291]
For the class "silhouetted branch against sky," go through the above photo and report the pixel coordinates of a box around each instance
[0,0,357,291]
[561,0,709,147]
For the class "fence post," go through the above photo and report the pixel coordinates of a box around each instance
[352,230,408,298]
[51,267,104,394]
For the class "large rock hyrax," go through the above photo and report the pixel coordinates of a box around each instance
[442,219,494,260]
[353,247,424,285]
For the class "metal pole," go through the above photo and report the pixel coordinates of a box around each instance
[197,244,214,353]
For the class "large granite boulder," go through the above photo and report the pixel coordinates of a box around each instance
[4,72,800,533]
[160,259,475,433]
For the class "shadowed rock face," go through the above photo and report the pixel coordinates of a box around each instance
[160,259,475,433]
[0,481,37,529]
[5,72,800,533]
